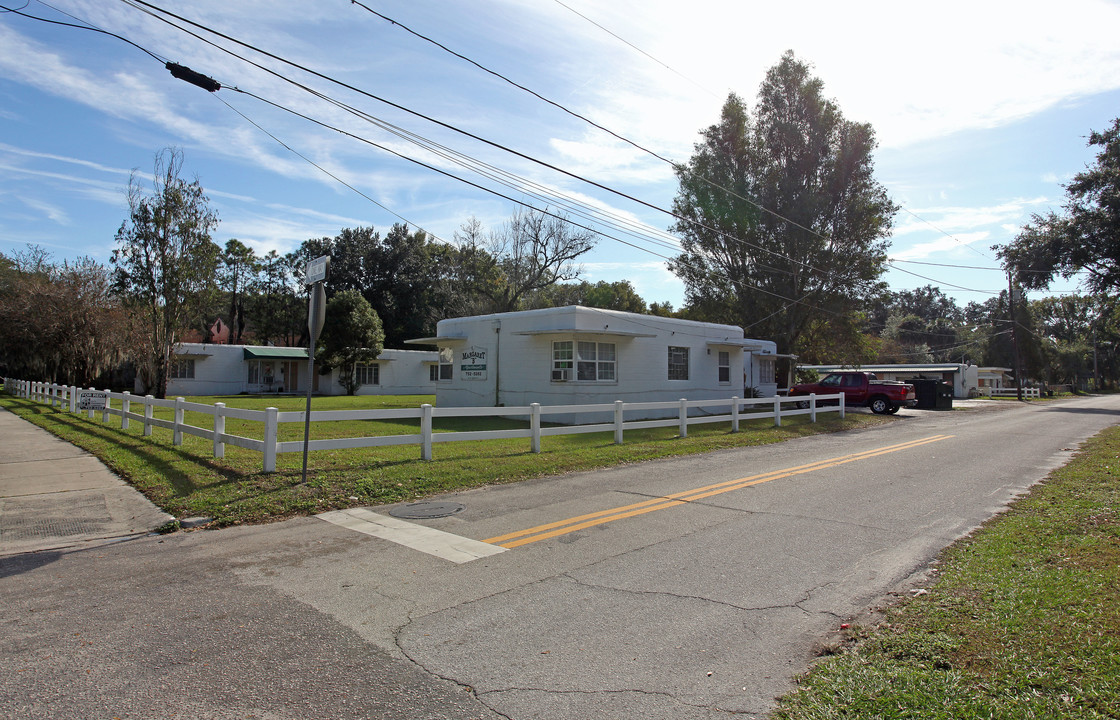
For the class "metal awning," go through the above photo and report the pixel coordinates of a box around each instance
[242,347,308,360]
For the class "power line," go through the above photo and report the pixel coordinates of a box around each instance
[345,1,1018,301]
[550,0,719,99]
[118,0,908,293]
[11,0,1027,324]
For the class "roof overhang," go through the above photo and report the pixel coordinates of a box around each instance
[404,335,469,345]
[242,347,308,360]
[706,339,770,350]
[511,328,656,338]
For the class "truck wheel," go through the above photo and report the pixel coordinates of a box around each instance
[795,400,810,409]
[869,396,891,414]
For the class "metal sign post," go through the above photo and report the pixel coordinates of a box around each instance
[302,256,329,484]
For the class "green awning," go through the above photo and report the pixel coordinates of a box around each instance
[242,347,308,360]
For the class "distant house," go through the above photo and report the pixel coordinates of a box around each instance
[406,305,779,421]
[149,343,439,397]
[800,362,981,398]
[976,367,1012,393]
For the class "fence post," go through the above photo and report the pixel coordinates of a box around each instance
[102,389,111,424]
[810,393,817,423]
[121,392,131,430]
[614,400,624,444]
[213,402,226,459]
[679,398,688,438]
[143,395,154,436]
[530,403,541,454]
[263,407,278,472]
[839,392,846,419]
[731,396,740,433]
[86,387,96,419]
[172,397,185,445]
[69,386,77,413]
[773,396,782,427]
[420,404,433,461]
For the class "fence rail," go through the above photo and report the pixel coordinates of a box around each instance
[3,378,844,472]
[979,387,1042,399]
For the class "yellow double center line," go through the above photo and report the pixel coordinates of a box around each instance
[485,434,954,549]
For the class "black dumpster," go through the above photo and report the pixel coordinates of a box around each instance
[911,377,953,410]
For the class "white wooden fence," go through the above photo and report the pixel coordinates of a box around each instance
[979,387,1042,399]
[3,378,845,472]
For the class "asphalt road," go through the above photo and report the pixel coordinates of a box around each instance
[3,396,1118,719]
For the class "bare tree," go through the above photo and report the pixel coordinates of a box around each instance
[458,208,597,313]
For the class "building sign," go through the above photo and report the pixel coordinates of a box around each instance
[78,390,108,410]
[460,346,488,380]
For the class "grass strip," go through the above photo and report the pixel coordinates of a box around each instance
[773,425,1120,720]
[0,393,887,527]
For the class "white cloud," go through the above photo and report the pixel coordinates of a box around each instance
[890,232,991,261]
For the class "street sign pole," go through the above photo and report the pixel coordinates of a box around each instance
[302,256,329,485]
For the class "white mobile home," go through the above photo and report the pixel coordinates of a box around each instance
[406,306,778,420]
[150,344,440,397]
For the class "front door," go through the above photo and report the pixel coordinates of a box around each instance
[282,361,299,392]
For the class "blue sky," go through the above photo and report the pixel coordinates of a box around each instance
[2,0,1119,313]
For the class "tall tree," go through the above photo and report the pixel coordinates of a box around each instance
[220,239,260,344]
[669,51,896,362]
[111,148,220,398]
[251,250,305,346]
[317,289,384,395]
[458,208,597,313]
[1001,117,1120,293]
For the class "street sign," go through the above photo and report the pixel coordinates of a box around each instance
[306,255,330,285]
[78,390,108,410]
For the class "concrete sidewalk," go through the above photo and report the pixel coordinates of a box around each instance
[0,407,173,556]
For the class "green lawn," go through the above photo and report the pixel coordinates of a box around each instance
[1,391,887,526]
[773,425,1120,719]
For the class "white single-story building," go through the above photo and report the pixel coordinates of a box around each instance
[406,305,779,421]
[149,343,440,397]
[800,362,981,398]
[976,367,1012,393]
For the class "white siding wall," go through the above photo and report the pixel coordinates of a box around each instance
[318,349,440,396]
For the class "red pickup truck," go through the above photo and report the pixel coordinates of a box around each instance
[789,371,918,414]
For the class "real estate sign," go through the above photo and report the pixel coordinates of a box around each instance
[460,346,487,380]
[78,390,108,410]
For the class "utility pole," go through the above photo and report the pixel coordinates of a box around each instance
[1008,272,1024,401]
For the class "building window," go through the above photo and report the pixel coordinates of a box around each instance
[718,351,730,383]
[247,360,275,386]
[170,358,195,379]
[759,359,775,385]
[577,341,616,381]
[429,363,452,381]
[668,346,689,381]
[355,362,380,386]
[552,340,574,380]
[553,340,615,381]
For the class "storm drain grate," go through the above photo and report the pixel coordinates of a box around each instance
[388,501,465,519]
